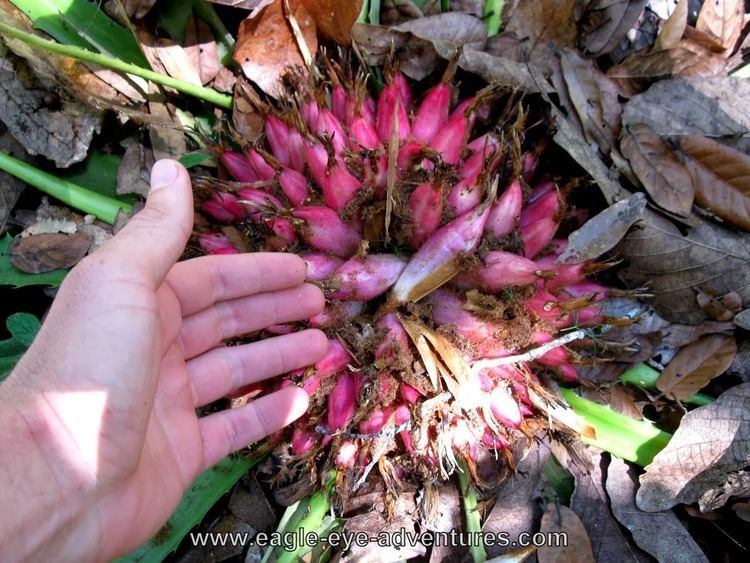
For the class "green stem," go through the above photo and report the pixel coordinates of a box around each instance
[560,387,672,466]
[275,488,331,563]
[456,459,487,563]
[483,0,505,36]
[0,21,233,109]
[619,363,714,407]
[0,151,132,224]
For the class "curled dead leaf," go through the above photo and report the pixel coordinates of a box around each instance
[637,383,750,512]
[300,0,363,45]
[10,232,92,273]
[618,209,750,323]
[233,0,318,97]
[606,457,709,562]
[621,77,750,155]
[653,0,688,51]
[656,334,737,400]
[559,193,646,265]
[184,16,221,85]
[679,135,750,231]
[554,49,623,155]
[579,0,648,57]
[537,504,594,563]
[620,124,694,217]
[696,0,744,51]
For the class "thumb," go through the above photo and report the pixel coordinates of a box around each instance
[105,159,194,287]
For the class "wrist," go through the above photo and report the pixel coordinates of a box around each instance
[0,376,101,561]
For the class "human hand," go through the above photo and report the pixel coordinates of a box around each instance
[0,160,327,561]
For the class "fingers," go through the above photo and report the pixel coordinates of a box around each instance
[199,386,309,469]
[180,283,324,359]
[104,160,194,287]
[187,329,328,407]
[166,253,308,317]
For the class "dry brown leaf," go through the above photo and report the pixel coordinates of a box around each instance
[118,143,154,197]
[696,0,744,51]
[10,232,92,273]
[353,22,540,88]
[503,0,578,52]
[137,30,202,87]
[564,449,652,562]
[654,0,688,51]
[657,334,736,400]
[620,124,694,217]
[394,12,487,51]
[537,504,594,563]
[148,95,187,161]
[678,135,750,231]
[556,49,623,155]
[483,445,549,558]
[300,0,363,45]
[233,0,318,97]
[0,41,102,168]
[559,193,646,264]
[184,16,221,85]
[618,209,750,323]
[579,0,648,57]
[606,457,710,562]
[637,382,750,512]
[621,77,750,154]
[656,334,737,401]
[608,42,729,95]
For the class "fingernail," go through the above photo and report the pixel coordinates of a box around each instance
[150,160,180,191]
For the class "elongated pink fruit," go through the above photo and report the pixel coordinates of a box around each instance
[315,339,351,377]
[245,149,275,181]
[399,384,422,406]
[303,254,343,281]
[222,151,257,183]
[391,201,492,303]
[267,217,296,246]
[490,385,522,427]
[279,167,309,206]
[349,116,380,149]
[305,143,362,211]
[264,117,306,171]
[331,85,348,122]
[458,250,543,290]
[467,133,500,153]
[202,192,246,223]
[460,141,497,180]
[335,440,359,468]
[376,314,411,361]
[520,218,558,259]
[532,330,569,366]
[447,175,482,215]
[486,180,522,238]
[237,188,282,221]
[291,426,318,455]
[429,289,509,358]
[397,140,425,170]
[359,406,395,434]
[412,82,452,142]
[376,75,411,141]
[199,233,239,255]
[291,206,361,257]
[328,372,356,431]
[312,108,349,157]
[409,182,443,247]
[430,112,470,165]
[308,301,364,328]
[327,254,407,300]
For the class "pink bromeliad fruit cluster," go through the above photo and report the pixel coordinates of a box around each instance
[198,68,608,480]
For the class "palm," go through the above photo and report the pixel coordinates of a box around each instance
[29,250,326,560]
